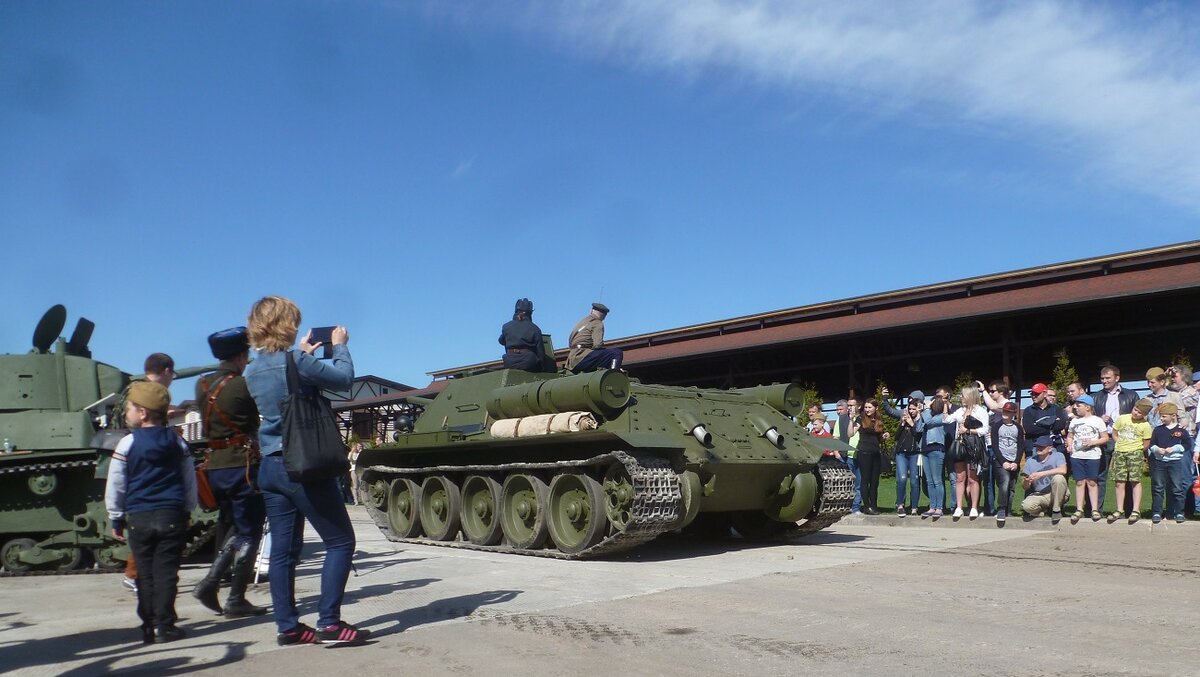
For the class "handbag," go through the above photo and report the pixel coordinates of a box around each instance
[195,461,219,510]
[1192,464,1200,498]
[961,433,987,465]
[949,433,986,465]
[280,351,349,482]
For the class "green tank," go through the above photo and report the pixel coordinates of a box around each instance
[0,305,219,574]
[358,365,854,559]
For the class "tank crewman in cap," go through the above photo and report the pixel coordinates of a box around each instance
[565,302,624,373]
[499,298,551,372]
[191,327,268,618]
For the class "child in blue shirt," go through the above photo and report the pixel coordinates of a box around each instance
[105,381,197,643]
[1147,402,1196,524]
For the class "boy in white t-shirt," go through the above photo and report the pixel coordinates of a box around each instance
[1065,394,1110,523]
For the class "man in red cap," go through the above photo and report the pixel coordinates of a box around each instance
[1022,382,1068,460]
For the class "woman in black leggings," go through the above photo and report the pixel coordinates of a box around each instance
[856,400,888,514]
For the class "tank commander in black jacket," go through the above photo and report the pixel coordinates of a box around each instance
[499,298,551,372]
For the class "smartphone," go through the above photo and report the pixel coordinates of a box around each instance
[308,326,336,359]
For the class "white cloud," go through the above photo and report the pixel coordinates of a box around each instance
[451,155,476,179]
[465,1,1200,210]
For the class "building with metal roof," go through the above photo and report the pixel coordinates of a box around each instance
[344,240,1200,424]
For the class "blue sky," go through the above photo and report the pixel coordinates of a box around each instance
[3,1,1199,399]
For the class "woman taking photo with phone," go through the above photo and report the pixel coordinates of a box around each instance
[244,296,369,646]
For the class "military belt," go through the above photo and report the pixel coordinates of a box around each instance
[208,434,252,450]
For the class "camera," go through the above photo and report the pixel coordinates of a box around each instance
[308,326,336,359]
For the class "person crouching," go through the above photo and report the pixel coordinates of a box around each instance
[105,381,198,644]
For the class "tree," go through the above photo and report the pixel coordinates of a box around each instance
[952,372,976,405]
[797,383,822,416]
[1049,348,1080,398]
[872,381,901,477]
[1169,348,1193,371]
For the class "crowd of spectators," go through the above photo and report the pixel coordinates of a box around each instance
[806,364,1198,525]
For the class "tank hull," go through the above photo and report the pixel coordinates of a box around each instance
[0,448,217,573]
[357,369,854,558]
[0,307,220,574]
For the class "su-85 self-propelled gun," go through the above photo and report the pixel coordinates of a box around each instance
[358,367,854,559]
[0,305,219,574]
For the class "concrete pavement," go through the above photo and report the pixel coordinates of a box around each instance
[1,506,1193,675]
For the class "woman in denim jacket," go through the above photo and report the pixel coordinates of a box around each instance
[243,296,369,646]
[917,398,948,518]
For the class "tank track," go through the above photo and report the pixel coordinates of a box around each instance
[0,457,98,476]
[786,462,855,539]
[0,458,217,576]
[363,450,681,560]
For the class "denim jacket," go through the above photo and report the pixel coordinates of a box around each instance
[244,345,354,455]
[917,410,947,449]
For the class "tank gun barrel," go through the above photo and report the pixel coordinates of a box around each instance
[730,383,805,417]
[486,370,631,419]
[130,364,220,381]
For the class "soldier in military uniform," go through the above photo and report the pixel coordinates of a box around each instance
[191,327,268,618]
[499,298,551,372]
[565,302,624,373]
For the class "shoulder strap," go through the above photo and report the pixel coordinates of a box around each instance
[285,350,300,394]
[202,373,242,437]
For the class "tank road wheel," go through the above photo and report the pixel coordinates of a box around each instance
[547,474,608,555]
[419,476,462,541]
[91,546,126,571]
[500,474,550,550]
[730,511,788,541]
[460,475,504,546]
[602,463,634,532]
[1,538,36,573]
[366,478,389,512]
[54,547,85,571]
[387,478,423,538]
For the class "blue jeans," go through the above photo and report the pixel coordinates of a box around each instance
[1150,457,1188,517]
[922,450,945,512]
[847,455,862,512]
[258,454,356,633]
[992,457,1019,513]
[1188,461,1200,514]
[894,453,921,509]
